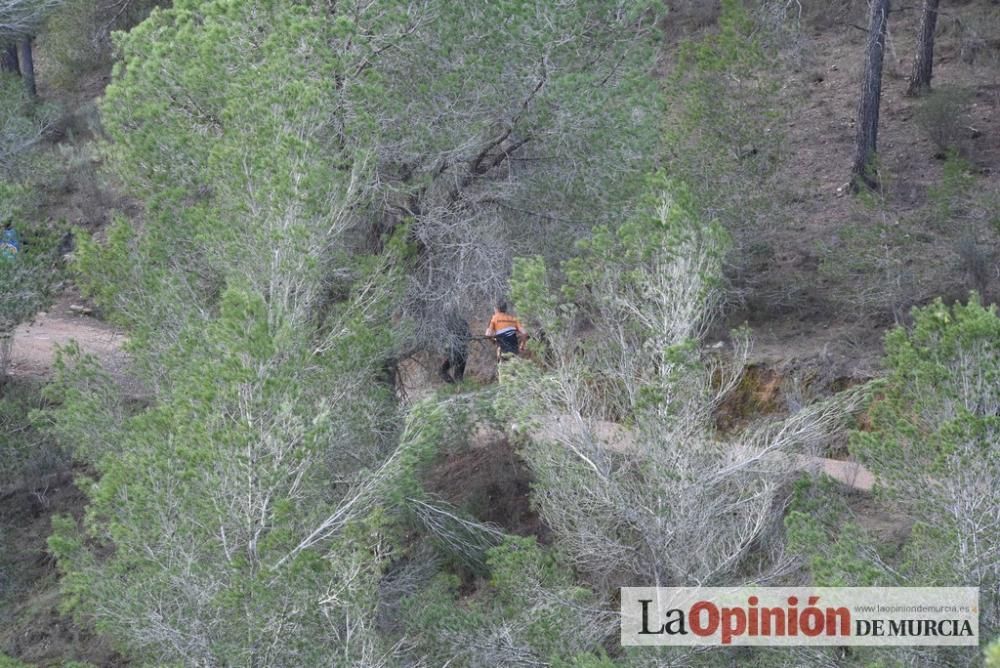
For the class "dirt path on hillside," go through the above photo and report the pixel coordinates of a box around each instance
[7,294,135,392]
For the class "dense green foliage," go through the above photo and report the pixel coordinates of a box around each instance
[855,297,999,621]
[0,653,32,668]
[86,0,384,377]
[988,639,1000,668]
[48,0,665,664]
[48,287,400,665]
[8,0,995,666]
[788,296,1000,665]
[48,2,404,663]
[85,0,665,356]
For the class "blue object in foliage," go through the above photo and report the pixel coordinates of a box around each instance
[1,225,20,261]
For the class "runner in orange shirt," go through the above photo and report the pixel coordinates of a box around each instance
[485,300,526,359]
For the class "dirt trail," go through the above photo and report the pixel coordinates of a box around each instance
[8,294,131,388]
[1,295,133,665]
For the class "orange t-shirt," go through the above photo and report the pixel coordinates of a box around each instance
[486,312,524,336]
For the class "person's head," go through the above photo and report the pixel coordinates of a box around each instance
[495,300,508,313]
[2,220,10,231]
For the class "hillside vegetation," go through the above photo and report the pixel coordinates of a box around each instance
[0,0,998,666]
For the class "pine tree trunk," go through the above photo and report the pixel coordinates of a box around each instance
[851,0,891,191]
[17,37,36,97]
[0,44,18,74]
[905,0,940,96]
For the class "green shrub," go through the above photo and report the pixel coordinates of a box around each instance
[0,381,70,484]
[662,0,788,295]
[851,296,1000,628]
[786,477,889,587]
[0,74,59,181]
[403,537,608,666]
[42,0,108,87]
[787,298,1000,665]
[0,653,33,668]
[915,86,974,157]
[35,341,122,465]
[987,638,1000,668]
[927,153,999,295]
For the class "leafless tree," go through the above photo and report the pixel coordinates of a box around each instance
[366,1,663,354]
[851,0,891,191]
[906,0,941,96]
[502,190,865,596]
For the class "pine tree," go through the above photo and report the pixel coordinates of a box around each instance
[906,0,941,96]
[851,0,891,191]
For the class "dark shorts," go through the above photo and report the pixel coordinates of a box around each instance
[495,330,519,354]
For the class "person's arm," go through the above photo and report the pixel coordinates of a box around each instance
[485,315,496,337]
